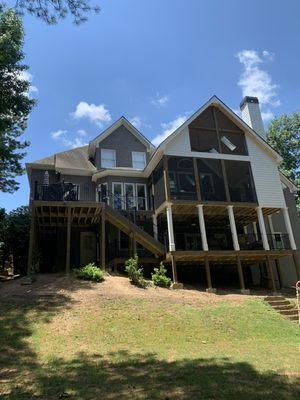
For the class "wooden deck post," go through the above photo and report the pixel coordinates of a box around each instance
[65,207,71,275]
[101,207,106,270]
[236,255,249,294]
[171,254,178,283]
[27,205,36,275]
[132,232,137,257]
[204,256,216,293]
[266,256,277,293]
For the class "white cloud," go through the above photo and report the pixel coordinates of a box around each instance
[129,116,142,130]
[51,129,67,139]
[151,93,169,107]
[71,101,111,126]
[77,129,88,136]
[50,129,88,148]
[18,70,38,96]
[236,49,280,108]
[261,110,274,122]
[152,114,188,146]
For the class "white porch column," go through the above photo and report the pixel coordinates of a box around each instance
[166,203,176,252]
[252,221,258,240]
[256,207,270,250]
[243,226,248,235]
[152,214,158,240]
[282,207,297,250]
[227,206,240,251]
[197,205,208,251]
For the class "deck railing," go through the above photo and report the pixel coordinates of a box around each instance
[34,182,79,201]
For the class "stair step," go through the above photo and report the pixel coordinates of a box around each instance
[289,315,299,321]
[265,296,285,301]
[267,300,290,306]
[273,304,295,311]
[279,309,298,316]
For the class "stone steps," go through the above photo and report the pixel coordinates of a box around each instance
[265,295,299,323]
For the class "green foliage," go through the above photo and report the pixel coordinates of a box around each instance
[151,262,171,288]
[15,0,101,24]
[1,206,31,275]
[0,6,35,193]
[75,263,104,282]
[267,113,300,212]
[125,256,148,288]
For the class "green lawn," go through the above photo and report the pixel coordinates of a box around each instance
[0,285,299,399]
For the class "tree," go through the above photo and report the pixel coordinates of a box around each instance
[15,0,101,24]
[0,6,35,193]
[266,113,300,212]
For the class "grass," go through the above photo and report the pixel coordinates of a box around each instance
[0,287,299,399]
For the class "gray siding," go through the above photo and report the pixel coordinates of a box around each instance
[95,125,148,169]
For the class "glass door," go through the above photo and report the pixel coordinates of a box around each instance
[112,182,123,209]
[125,183,135,210]
[136,184,147,210]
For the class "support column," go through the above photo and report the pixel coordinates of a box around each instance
[171,254,178,283]
[152,214,158,240]
[266,256,277,294]
[166,203,175,252]
[243,226,248,235]
[227,206,240,251]
[132,233,137,257]
[27,205,36,275]
[101,207,106,270]
[292,253,300,281]
[204,256,216,293]
[282,207,297,250]
[197,205,208,251]
[256,207,270,250]
[252,222,258,240]
[236,255,249,294]
[66,207,71,275]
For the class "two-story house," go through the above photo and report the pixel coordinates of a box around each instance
[26,95,300,292]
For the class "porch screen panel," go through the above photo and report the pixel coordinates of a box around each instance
[197,159,226,201]
[168,157,197,200]
[153,160,166,209]
[224,160,257,203]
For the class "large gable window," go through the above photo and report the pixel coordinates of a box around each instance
[101,149,116,168]
[189,106,248,156]
[132,151,146,170]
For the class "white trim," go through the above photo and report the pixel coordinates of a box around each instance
[279,172,297,193]
[101,148,116,169]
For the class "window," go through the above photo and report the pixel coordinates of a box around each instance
[97,183,108,203]
[224,160,257,203]
[101,149,116,168]
[197,159,226,201]
[132,152,146,170]
[136,184,147,210]
[125,183,135,210]
[112,182,123,209]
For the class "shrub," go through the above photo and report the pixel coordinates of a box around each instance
[75,263,104,282]
[151,262,171,288]
[125,256,148,288]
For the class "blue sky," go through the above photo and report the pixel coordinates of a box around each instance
[1,0,300,211]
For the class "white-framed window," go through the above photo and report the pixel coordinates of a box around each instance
[132,151,146,170]
[112,182,124,210]
[136,183,147,210]
[96,182,108,204]
[125,183,136,210]
[101,149,116,168]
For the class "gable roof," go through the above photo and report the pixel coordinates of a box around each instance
[157,95,282,163]
[88,116,155,157]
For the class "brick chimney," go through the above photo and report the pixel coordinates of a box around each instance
[240,96,265,139]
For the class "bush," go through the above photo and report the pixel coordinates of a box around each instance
[125,256,148,288]
[151,262,171,288]
[75,263,104,282]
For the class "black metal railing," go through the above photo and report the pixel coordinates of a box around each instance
[267,233,291,250]
[34,182,79,201]
[99,189,150,212]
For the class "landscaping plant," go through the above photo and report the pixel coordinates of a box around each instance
[125,256,148,288]
[75,263,104,282]
[152,262,171,288]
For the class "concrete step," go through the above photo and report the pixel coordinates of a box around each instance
[273,304,295,311]
[265,296,285,302]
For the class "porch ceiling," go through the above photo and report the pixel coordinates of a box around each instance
[33,201,103,227]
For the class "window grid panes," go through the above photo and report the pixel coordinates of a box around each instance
[101,149,116,168]
[132,152,146,170]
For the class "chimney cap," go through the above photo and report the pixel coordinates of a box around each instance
[240,96,259,110]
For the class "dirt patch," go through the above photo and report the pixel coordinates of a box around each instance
[0,272,266,308]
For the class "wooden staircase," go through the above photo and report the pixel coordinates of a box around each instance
[265,295,299,322]
[104,205,165,257]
